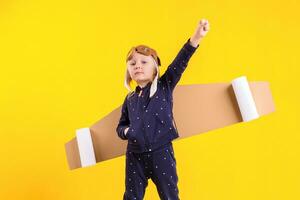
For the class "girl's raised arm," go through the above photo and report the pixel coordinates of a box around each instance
[160,38,199,92]
[160,19,210,92]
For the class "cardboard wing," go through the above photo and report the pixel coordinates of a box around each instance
[65,77,275,170]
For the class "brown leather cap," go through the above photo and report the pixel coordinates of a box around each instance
[126,45,161,66]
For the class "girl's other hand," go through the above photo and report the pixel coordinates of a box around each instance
[124,127,129,135]
[190,19,210,47]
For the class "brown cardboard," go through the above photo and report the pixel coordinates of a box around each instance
[65,81,275,170]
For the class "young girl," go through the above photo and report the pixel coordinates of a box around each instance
[116,19,210,200]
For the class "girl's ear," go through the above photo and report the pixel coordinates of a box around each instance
[152,68,157,78]
[153,64,160,80]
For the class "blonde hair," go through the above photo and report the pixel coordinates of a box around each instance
[124,56,160,98]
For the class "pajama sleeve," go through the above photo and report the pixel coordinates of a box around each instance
[160,38,199,92]
[116,95,130,140]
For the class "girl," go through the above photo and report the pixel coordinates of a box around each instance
[116,19,210,200]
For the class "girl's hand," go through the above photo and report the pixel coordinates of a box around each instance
[124,127,129,135]
[190,19,210,47]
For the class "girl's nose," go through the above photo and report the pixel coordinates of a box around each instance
[135,65,141,70]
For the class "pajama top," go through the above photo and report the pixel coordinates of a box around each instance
[116,38,199,153]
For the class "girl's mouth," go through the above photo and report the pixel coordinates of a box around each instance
[135,72,143,75]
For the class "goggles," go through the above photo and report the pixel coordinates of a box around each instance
[126,45,161,66]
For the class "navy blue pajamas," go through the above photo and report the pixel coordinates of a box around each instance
[123,142,178,200]
[117,38,199,200]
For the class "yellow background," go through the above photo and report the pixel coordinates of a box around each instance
[0,0,299,199]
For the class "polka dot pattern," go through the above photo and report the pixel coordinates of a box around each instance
[123,142,179,200]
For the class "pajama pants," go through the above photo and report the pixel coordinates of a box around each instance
[123,142,180,200]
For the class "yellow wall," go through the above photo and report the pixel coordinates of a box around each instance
[0,0,299,199]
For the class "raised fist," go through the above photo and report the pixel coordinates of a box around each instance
[190,19,210,46]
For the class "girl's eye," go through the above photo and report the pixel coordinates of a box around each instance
[130,63,135,66]
[142,61,147,64]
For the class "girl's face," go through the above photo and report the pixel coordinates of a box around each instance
[127,52,156,86]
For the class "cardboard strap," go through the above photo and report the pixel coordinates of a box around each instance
[65,80,275,170]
